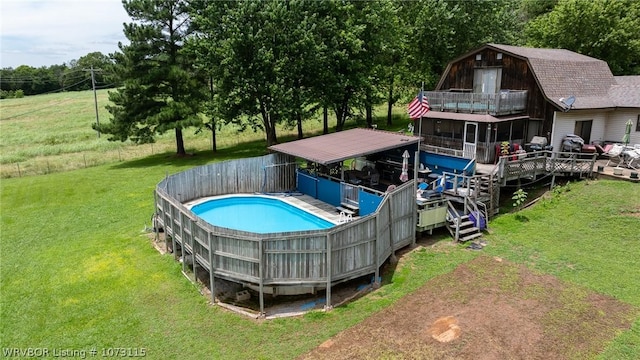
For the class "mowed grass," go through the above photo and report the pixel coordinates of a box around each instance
[482,180,640,359]
[0,90,328,178]
[1,92,639,359]
[0,155,477,358]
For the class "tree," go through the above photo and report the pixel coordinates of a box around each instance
[96,0,207,155]
[400,0,521,90]
[311,1,387,131]
[524,0,640,75]
[75,52,115,89]
[192,0,326,146]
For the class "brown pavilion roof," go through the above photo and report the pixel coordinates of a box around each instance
[268,128,420,165]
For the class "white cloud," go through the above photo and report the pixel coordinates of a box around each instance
[0,0,131,68]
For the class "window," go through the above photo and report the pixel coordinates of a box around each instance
[473,68,502,94]
[637,115,640,132]
[574,120,592,144]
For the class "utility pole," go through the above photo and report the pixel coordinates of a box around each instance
[90,66,100,138]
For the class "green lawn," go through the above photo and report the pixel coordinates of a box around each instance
[0,153,474,359]
[2,152,639,359]
[1,92,639,359]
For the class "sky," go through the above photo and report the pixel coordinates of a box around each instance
[1,0,131,69]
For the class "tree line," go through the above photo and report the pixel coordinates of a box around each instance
[0,52,115,99]
[5,0,639,155]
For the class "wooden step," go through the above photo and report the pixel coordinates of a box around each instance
[460,232,483,242]
[459,226,480,236]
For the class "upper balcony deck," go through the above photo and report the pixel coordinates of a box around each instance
[424,90,527,116]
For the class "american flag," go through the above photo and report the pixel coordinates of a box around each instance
[407,91,430,119]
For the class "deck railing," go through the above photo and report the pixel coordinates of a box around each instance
[424,90,528,115]
[155,154,416,317]
[497,151,596,184]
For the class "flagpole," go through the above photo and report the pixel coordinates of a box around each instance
[417,81,424,152]
[414,82,424,188]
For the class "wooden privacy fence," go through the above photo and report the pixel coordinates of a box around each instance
[154,154,416,317]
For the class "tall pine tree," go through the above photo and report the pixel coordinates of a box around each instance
[96,0,206,155]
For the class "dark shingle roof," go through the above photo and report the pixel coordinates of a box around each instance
[610,77,640,107]
[487,44,618,109]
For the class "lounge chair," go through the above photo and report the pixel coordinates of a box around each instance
[624,147,640,170]
[604,144,625,167]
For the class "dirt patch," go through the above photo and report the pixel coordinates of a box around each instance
[427,316,461,343]
[298,256,637,360]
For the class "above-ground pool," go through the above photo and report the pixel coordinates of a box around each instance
[190,196,335,233]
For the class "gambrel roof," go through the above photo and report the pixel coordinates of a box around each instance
[444,44,640,111]
[487,43,618,110]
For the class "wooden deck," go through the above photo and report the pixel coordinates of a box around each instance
[475,157,638,183]
[593,159,640,183]
[280,194,356,223]
[156,154,417,317]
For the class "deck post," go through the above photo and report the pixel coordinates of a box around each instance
[191,219,196,282]
[180,214,186,274]
[258,238,265,317]
[388,193,397,262]
[324,232,333,311]
[153,194,159,243]
[208,232,216,304]
[373,216,380,288]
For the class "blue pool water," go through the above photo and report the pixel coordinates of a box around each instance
[191,196,334,234]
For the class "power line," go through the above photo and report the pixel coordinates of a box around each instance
[42,78,92,94]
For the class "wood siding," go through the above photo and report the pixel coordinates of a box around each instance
[437,49,548,120]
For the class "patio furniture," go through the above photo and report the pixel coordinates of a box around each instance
[604,144,625,167]
[624,147,640,170]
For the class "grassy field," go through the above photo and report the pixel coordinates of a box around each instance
[0,90,345,178]
[1,92,639,359]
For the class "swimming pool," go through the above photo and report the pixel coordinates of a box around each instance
[190,195,335,233]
